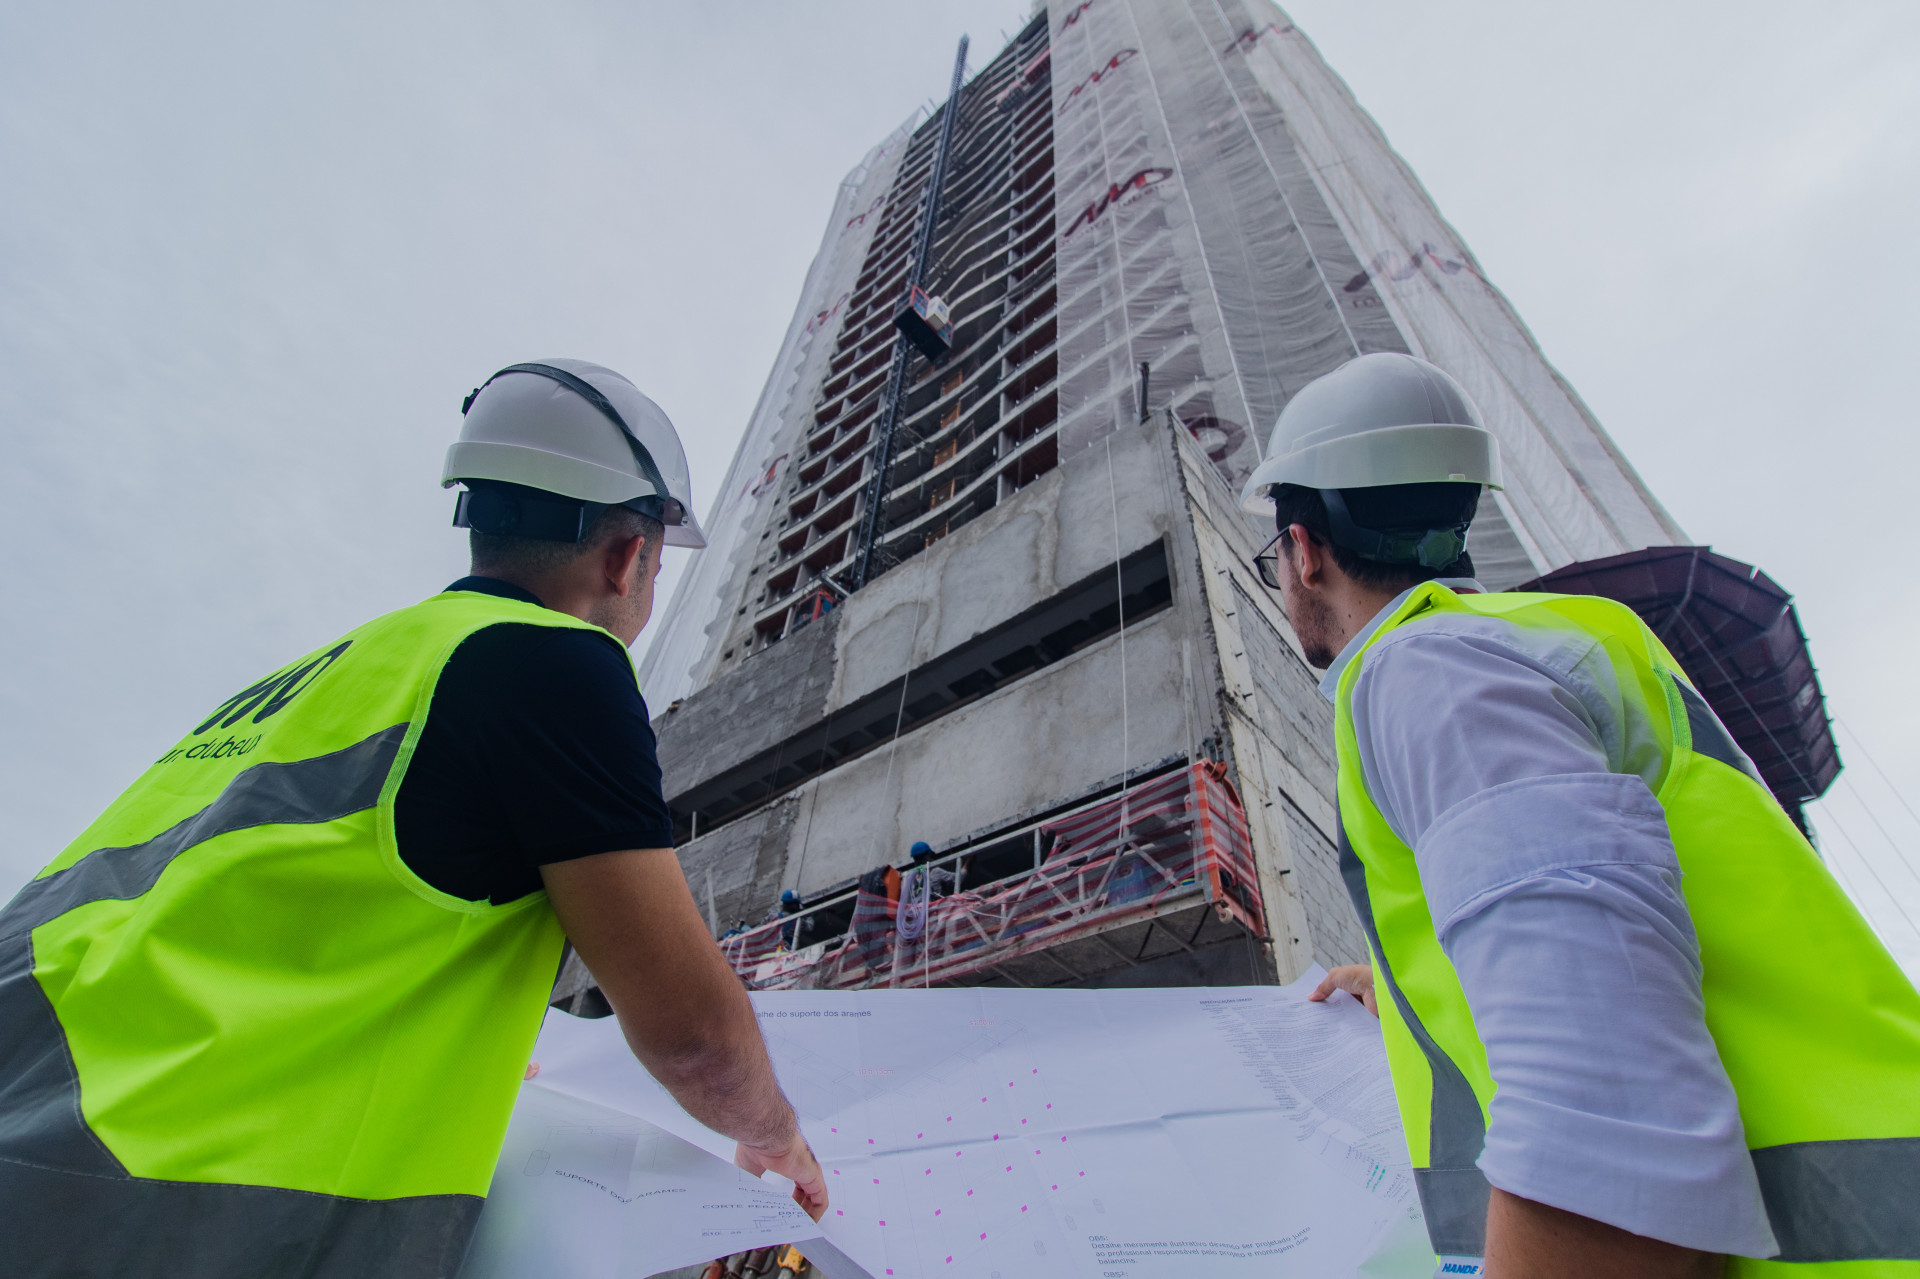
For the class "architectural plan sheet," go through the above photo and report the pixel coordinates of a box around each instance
[461,1084,819,1279]
[462,969,1433,1279]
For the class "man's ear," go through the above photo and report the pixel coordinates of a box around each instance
[1286,522,1327,588]
[604,534,648,598]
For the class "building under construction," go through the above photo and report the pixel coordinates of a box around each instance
[588,0,1837,1007]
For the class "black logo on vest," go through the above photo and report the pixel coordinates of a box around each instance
[157,641,353,764]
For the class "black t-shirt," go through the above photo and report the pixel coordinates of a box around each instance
[392,577,675,904]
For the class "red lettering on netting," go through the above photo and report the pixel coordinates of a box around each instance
[1062,167,1174,241]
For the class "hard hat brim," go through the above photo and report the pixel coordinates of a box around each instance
[445,440,708,548]
[663,511,706,549]
[1238,422,1503,514]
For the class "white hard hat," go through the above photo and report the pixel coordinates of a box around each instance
[444,359,706,548]
[1238,352,1502,518]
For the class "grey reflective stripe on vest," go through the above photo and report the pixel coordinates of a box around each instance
[1341,812,1920,1268]
[1338,827,1490,1259]
[1673,678,1767,786]
[1754,1137,1920,1262]
[0,726,476,1279]
[0,1155,480,1279]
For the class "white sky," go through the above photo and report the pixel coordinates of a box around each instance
[4,1,1917,969]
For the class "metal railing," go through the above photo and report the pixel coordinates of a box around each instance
[718,762,1265,989]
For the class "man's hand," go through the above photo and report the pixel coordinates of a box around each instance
[1309,964,1378,1016]
[735,1135,830,1222]
[542,849,826,1216]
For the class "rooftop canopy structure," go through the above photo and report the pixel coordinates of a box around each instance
[1519,546,1840,827]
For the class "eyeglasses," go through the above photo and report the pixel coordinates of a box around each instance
[1250,533,1284,590]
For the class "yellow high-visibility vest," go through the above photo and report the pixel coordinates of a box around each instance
[0,590,626,1277]
[1335,583,1920,1275]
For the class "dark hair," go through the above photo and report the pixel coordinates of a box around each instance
[471,505,664,579]
[1272,482,1477,592]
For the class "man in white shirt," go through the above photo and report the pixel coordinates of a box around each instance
[1239,353,1880,1278]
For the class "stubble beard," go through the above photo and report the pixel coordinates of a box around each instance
[1290,586,1342,671]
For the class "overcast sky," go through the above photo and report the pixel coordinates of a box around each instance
[5,1,1917,968]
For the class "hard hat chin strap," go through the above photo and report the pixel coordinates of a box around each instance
[463,363,685,528]
[1319,488,1468,570]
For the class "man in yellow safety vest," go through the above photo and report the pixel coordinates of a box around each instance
[0,360,827,1276]
[1241,352,1920,1277]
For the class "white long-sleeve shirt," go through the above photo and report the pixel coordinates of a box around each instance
[1320,581,1778,1258]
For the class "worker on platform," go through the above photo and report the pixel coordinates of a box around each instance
[901,839,963,902]
[0,360,827,1276]
[1243,352,1920,1277]
[772,888,813,950]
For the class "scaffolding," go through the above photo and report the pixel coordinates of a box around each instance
[719,762,1265,990]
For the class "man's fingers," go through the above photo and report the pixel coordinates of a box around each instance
[791,1173,829,1221]
[1309,966,1381,1018]
[1310,966,1366,1001]
[737,1137,830,1221]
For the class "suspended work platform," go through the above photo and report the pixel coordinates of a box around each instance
[719,763,1267,990]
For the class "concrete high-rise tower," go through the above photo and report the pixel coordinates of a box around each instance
[615,1,1695,997]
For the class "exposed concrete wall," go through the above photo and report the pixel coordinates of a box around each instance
[654,612,838,803]
[1071,936,1273,989]
[675,797,801,936]
[781,608,1194,896]
[654,417,1199,813]
[1225,569,1367,967]
[823,419,1179,712]
[1172,418,1362,983]
[1281,802,1367,968]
